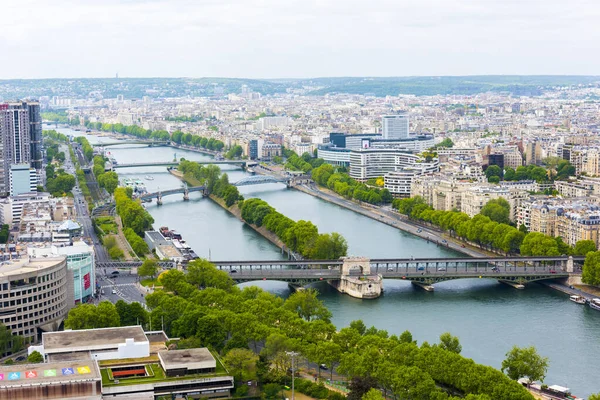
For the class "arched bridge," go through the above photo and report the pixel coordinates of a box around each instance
[139,177,292,204]
[232,175,289,187]
[92,140,170,147]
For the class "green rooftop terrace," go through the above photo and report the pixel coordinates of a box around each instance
[100,352,228,387]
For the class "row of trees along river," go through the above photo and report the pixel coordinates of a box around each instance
[54,125,600,397]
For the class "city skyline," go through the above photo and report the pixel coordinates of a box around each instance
[2,0,600,79]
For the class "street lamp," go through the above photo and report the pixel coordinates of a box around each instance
[286,351,299,400]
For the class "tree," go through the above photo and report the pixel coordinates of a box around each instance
[284,288,332,322]
[439,332,462,354]
[115,300,148,327]
[27,350,44,363]
[588,394,600,400]
[502,346,549,384]
[223,348,259,382]
[574,240,596,256]
[347,376,378,400]
[556,159,575,180]
[350,320,367,335]
[362,388,384,400]
[520,232,560,256]
[582,251,600,285]
[65,301,120,330]
[263,383,282,399]
[485,165,502,181]
[480,198,511,224]
[0,324,23,356]
[138,259,158,278]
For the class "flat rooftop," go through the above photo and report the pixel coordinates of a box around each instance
[0,360,100,387]
[158,348,215,369]
[43,326,148,352]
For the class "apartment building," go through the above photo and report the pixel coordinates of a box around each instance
[383,160,440,197]
[518,199,600,247]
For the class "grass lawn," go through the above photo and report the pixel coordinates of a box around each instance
[141,278,160,287]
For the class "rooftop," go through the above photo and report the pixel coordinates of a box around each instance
[158,348,215,369]
[43,326,148,352]
[0,360,100,387]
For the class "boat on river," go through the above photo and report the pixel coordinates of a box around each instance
[145,175,154,181]
[590,298,600,311]
[569,295,587,305]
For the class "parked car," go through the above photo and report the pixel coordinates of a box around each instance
[319,364,328,370]
[15,356,25,362]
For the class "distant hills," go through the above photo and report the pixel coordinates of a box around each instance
[1,76,598,100]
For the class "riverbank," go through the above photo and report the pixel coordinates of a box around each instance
[208,195,292,257]
[168,166,291,256]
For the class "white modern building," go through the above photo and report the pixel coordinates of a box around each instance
[9,163,37,196]
[382,114,409,140]
[384,160,440,197]
[349,149,426,181]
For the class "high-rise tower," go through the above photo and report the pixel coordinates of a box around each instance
[382,114,409,140]
[0,101,42,195]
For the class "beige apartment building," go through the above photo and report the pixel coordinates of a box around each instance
[518,199,600,247]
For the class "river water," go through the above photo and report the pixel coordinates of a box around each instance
[57,126,599,396]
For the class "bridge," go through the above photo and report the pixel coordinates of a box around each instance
[212,255,581,294]
[112,160,248,169]
[92,140,170,147]
[97,256,582,298]
[138,177,292,204]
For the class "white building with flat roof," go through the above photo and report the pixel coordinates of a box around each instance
[382,114,409,140]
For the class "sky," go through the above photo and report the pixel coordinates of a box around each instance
[1,0,599,79]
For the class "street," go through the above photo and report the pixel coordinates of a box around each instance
[96,271,147,305]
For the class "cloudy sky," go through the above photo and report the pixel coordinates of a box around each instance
[1,0,598,79]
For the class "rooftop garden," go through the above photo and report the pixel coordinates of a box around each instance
[100,351,228,387]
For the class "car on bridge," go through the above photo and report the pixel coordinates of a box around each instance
[437,267,446,271]
[417,266,425,271]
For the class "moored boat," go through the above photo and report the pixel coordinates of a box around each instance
[590,298,600,311]
[569,295,587,305]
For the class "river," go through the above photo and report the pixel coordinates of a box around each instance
[56,126,599,396]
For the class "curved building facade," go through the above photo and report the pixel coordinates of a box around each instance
[0,256,72,344]
[349,149,425,181]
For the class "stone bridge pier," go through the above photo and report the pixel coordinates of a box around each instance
[329,257,383,299]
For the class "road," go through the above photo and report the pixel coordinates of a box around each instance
[62,144,109,263]
[96,270,147,305]
[65,142,148,305]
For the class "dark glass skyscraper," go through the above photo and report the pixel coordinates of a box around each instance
[0,101,42,195]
